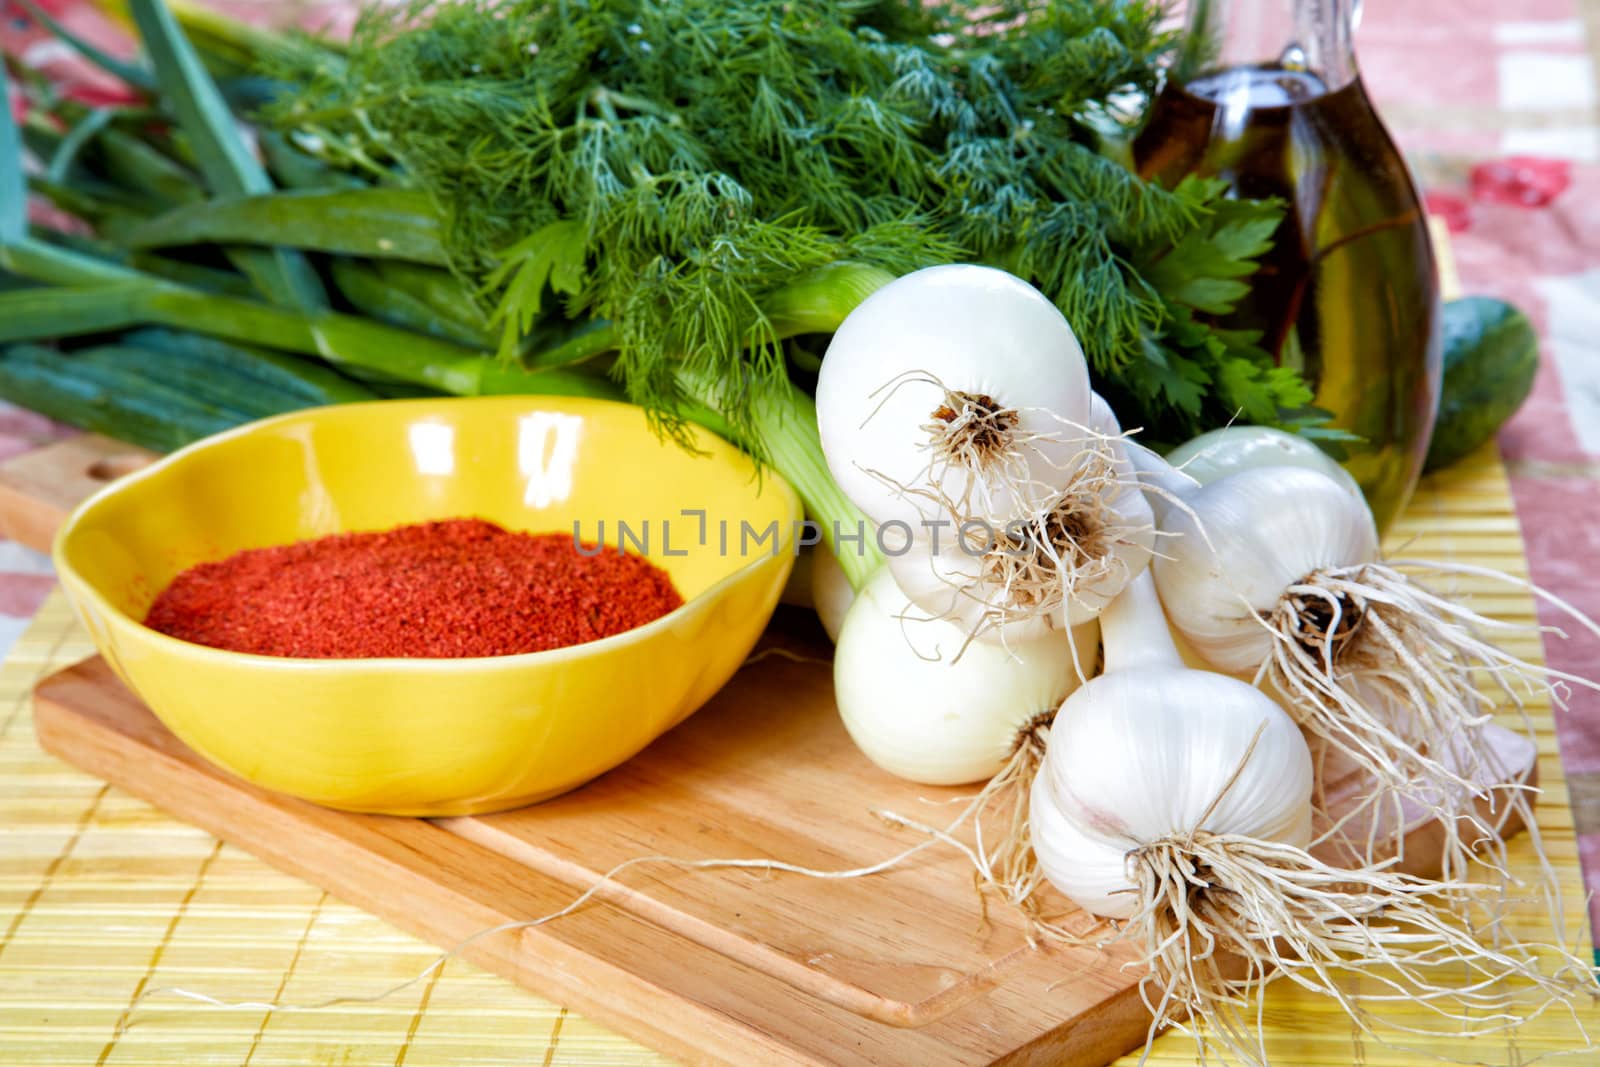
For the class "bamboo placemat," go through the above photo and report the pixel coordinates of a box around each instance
[0,444,1593,1066]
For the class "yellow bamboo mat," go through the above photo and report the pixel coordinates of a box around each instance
[0,443,1593,1066]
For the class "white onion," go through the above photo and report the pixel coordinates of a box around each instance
[809,547,855,643]
[883,392,1155,641]
[832,568,1096,785]
[816,264,1092,529]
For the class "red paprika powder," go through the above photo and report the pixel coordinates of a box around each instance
[144,518,683,659]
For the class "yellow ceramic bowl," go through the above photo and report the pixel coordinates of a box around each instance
[53,396,802,815]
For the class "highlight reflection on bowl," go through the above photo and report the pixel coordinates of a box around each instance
[53,397,802,815]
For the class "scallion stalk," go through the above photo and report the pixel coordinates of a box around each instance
[0,239,615,400]
[3,67,882,583]
[755,380,883,591]
[671,262,896,591]
[0,238,881,590]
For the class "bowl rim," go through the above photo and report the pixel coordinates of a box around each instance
[53,395,806,672]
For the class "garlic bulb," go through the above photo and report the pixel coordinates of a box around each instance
[1028,570,1590,1063]
[833,567,1096,785]
[884,392,1155,641]
[1152,465,1378,673]
[816,264,1092,529]
[1030,570,1312,918]
[1165,425,1364,501]
[1148,461,1600,895]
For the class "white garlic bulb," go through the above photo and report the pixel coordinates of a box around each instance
[1029,571,1313,918]
[1152,465,1379,673]
[1165,425,1364,500]
[1028,573,1589,1063]
[1146,462,1579,891]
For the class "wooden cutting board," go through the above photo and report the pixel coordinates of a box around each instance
[13,432,1538,1067]
[0,433,156,553]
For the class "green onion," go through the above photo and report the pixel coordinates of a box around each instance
[329,259,491,347]
[127,0,327,311]
[0,80,25,246]
[12,0,158,91]
[0,238,618,402]
[124,188,448,265]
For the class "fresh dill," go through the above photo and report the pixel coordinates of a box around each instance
[267,0,1313,444]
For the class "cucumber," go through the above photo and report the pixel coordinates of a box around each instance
[0,344,244,452]
[1423,296,1540,473]
[119,329,380,406]
[71,343,299,420]
[0,330,384,453]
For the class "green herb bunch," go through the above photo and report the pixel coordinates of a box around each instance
[268,0,1313,444]
[1,0,1322,589]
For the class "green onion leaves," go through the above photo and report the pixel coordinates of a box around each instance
[128,0,327,311]
[0,78,26,246]
[123,187,449,264]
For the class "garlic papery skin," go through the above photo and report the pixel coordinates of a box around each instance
[1166,425,1364,502]
[1152,465,1378,673]
[833,567,1096,786]
[1030,570,1313,918]
[1029,577,1593,1064]
[816,264,1091,529]
[1149,462,1596,895]
[883,392,1156,642]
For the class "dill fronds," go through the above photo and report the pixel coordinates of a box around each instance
[266,0,1305,444]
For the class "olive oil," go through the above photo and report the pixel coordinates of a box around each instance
[1134,66,1441,529]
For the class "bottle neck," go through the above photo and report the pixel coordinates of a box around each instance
[1175,0,1361,92]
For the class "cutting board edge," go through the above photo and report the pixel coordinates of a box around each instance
[31,654,1164,1067]
[0,434,156,554]
[30,660,852,1067]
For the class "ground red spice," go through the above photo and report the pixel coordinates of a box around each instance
[143,518,683,659]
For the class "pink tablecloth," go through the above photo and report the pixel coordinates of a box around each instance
[1360,0,1600,947]
[3,0,1600,937]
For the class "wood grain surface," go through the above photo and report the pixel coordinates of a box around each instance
[0,435,156,554]
[31,626,1538,1066]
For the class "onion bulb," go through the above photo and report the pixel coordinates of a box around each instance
[832,567,1096,786]
[816,264,1092,529]
[810,547,855,643]
[883,392,1156,642]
